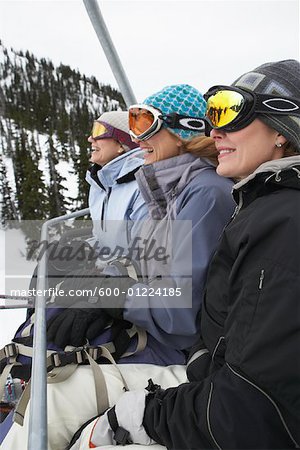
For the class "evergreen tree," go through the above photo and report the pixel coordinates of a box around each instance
[46,136,68,217]
[0,41,126,225]
[13,130,49,220]
[0,154,19,226]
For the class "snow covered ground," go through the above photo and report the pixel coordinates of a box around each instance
[0,227,35,348]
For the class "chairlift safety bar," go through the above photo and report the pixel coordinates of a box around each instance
[27,208,90,449]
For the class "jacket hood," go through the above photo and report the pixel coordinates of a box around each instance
[233,156,300,191]
[86,147,144,189]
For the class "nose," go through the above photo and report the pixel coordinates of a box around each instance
[88,135,94,143]
[210,128,226,140]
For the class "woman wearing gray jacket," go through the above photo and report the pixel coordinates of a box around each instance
[88,84,235,365]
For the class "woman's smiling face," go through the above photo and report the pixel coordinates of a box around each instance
[88,136,122,166]
[135,128,183,165]
[211,118,286,179]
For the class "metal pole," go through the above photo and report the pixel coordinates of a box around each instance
[27,208,90,449]
[82,0,137,107]
[27,220,48,450]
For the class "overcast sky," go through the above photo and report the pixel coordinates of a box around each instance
[0,0,299,103]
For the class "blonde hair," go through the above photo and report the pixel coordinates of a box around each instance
[183,135,218,165]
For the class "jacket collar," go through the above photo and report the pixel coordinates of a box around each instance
[233,156,300,191]
[135,153,215,218]
[86,148,143,189]
[232,156,300,210]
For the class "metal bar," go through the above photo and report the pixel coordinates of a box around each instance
[82,0,137,107]
[27,220,48,449]
[27,208,90,450]
[0,295,34,309]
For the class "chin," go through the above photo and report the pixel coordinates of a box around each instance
[216,165,232,178]
[144,156,156,165]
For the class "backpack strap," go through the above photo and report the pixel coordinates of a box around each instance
[12,341,134,426]
[0,344,22,402]
[1,304,147,425]
[122,325,147,357]
[13,380,31,425]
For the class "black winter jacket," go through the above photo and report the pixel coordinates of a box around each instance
[143,157,300,449]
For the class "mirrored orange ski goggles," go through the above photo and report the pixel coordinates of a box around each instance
[128,104,206,141]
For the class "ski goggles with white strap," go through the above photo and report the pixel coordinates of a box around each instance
[128,104,206,141]
[204,85,300,133]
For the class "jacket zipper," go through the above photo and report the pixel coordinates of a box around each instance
[258,269,265,290]
[100,187,112,231]
[226,363,299,447]
[231,190,244,220]
[207,383,222,449]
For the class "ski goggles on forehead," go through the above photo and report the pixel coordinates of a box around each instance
[128,104,206,141]
[204,85,300,132]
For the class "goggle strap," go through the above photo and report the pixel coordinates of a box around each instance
[163,113,206,132]
[254,94,300,116]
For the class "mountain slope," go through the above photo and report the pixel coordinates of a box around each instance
[0,40,126,224]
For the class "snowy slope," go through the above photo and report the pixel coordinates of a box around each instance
[0,228,36,347]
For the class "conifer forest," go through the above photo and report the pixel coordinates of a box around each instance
[0,40,126,227]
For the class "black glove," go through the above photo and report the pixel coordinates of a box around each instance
[47,264,136,347]
[97,275,136,320]
[52,267,107,307]
[47,306,112,348]
[47,239,95,274]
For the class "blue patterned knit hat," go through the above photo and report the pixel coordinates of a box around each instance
[143,84,206,139]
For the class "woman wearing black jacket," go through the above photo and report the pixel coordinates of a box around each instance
[69,59,300,449]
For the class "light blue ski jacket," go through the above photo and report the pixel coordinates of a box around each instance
[86,148,147,260]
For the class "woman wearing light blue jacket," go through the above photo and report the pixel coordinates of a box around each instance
[44,111,149,349]
[86,110,147,258]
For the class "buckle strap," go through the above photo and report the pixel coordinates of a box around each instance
[86,346,103,361]
[107,406,132,445]
[0,343,19,370]
[4,343,18,360]
[47,348,86,371]
[47,345,113,372]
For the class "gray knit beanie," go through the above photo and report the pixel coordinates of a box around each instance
[232,59,300,152]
